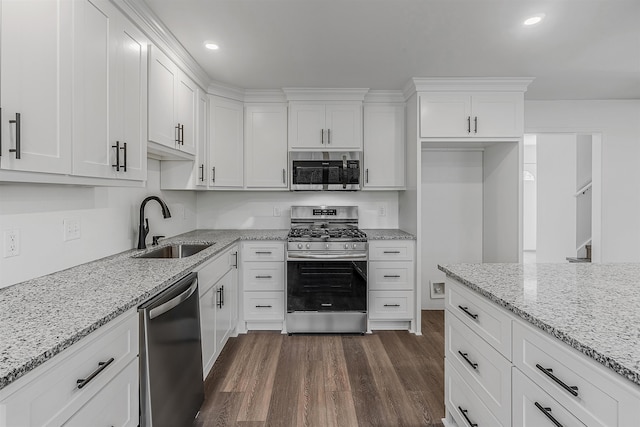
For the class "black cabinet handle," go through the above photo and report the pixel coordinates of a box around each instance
[112,141,121,171]
[365,168,369,183]
[383,304,400,307]
[383,250,401,254]
[458,350,478,370]
[255,275,272,279]
[535,364,579,397]
[458,305,478,320]
[282,168,286,184]
[327,128,331,144]
[9,113,21,159]
[199,164,204,182]
[77,358,114,389]
[383,275,401,278]
[255,251,272,254]
[216,287,223,308]
[121,142,127,172]
[212,167,216,183]
[232,252,238,268]
[474,116,478,134]
[175,124,180,145]
[256,305,272,308]
[458,406,478,427]
[180,124,184,145]
[320,129,324,144]
[467,116,471,134]
[534,402,564,427]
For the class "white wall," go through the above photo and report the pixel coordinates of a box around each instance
[421,150,483,310]
[0,159,197,288]
[195,191,399,229]
[525,100,640,263]
[536,134,577,263]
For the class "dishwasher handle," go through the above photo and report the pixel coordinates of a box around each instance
[149,277,198,319]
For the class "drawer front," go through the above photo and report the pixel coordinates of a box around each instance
[446,310,511,425]
[446,279,512,359]
[513,368,586,427]
[242,262,285,291]
[369,261,414,291]
[197,246,235,293]
[368,240,414,261]
[242,242,285,262]
[63,359,138,427]
[446,360,504,427]
[513,321,621,427]
[1,311,138,427]
[369,291,413,320]
[243,291,284,321]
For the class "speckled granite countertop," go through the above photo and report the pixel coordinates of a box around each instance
[363,229,416,240]
[0,229,288,391]
[438,263,640,387]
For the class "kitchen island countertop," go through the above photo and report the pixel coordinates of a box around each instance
[438,262,640,387]
[0,229,288,391]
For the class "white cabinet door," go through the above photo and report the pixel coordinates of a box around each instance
[195,89,208,187]
[363,104,405,189]
[0,0,72,174]
[176,71,197,155]
[199,281,217,376]
[288,103,326,149]
[72,0,147,181]
[419,94,471,138]
[472,93,523,138]
[148,46,177,149]
[215,270,234,351]
[209,96,244,188]
[244,104,288,188]
[325,103,362,150]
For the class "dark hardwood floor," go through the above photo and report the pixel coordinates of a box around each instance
[195,311,445,427]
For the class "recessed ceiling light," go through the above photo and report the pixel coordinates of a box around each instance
[523,14,545,26]
[204,42,219,50]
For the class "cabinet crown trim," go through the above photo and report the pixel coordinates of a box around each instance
[283,88,370,101]
[404,77,534,99]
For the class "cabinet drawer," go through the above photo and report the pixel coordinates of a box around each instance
[513,368,586,427]
[368,291,413,320]
[243,292,284,321]
[63,359,138,427]
[0,311,138,427]
[445,279,512,359]
[242,242,285,262]
[242,262,285,291]
[446,360,504,427]
[368,240,414,261]
[513,321,638,427]
[197,246,235,293]
[445,310,510,426]
[369,261,413,290]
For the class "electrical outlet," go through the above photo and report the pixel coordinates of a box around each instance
[63,218,81,241]
[273,207,281,217]
[4,229,20,258]
[378,205,386,217]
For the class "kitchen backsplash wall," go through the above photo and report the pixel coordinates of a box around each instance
[196,191,399,229]
[0,159,197,289]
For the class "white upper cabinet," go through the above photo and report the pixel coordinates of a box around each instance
[195,89,208,187]
[0,0,73,174]
[419,92,523,138]
[363,104,405,189]
[72,0,147,181]
[148,46,196,157]
[289,102,362,150]
[244,104,288,189]
[209,95,244,188]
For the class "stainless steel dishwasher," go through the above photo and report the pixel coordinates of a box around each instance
[139,272,204,427]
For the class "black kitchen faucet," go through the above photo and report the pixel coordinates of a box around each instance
[138,196,171,249]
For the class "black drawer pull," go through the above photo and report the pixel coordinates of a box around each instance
[112,141,121,171]
[255,305,272,308]
[458,351,478,370]
[383,304,401,307]
[535,364,579,397]
[458,406,478,427]
[9,113,21,159]
[383,275,401,278]
[458,305,478,320]
[383,250,401,254]
[255,251,272,254]
[255,275,272,279]
[77,358,114,389]
[534,402,564,427]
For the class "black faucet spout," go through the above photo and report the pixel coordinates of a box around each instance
[138,196,172,249]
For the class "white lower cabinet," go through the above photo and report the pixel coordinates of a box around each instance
[0,310,138,427]
[197,244,238,378]
[240,241,285,332]
[444,277,640,427]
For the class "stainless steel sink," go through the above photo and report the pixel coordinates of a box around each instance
[136,243,213,259]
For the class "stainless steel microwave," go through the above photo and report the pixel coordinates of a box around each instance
[290,151,361,191]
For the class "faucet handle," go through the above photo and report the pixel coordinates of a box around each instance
[152,235,165,246]
[144,218,149,234]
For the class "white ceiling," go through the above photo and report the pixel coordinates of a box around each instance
[142,0,640,100]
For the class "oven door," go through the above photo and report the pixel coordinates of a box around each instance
[287,258,367,312]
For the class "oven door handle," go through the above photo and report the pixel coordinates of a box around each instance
[287,252,368,260]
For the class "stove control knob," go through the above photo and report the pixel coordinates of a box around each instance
[344,243,349,249]
[326,243,329,249]
[297,243,303,249]
[306,243,311,249]
[353,243,357,249]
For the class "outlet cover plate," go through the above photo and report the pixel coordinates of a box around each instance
[4,229,20,257]
[63,218,81,241]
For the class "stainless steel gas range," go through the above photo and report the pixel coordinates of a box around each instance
[286,206,368,333]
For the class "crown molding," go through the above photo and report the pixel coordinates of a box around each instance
[244,90,288,104]
[404,77,535,99]
[282,88,370,102]
[364,90,405,104]
[206,81,247,102]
